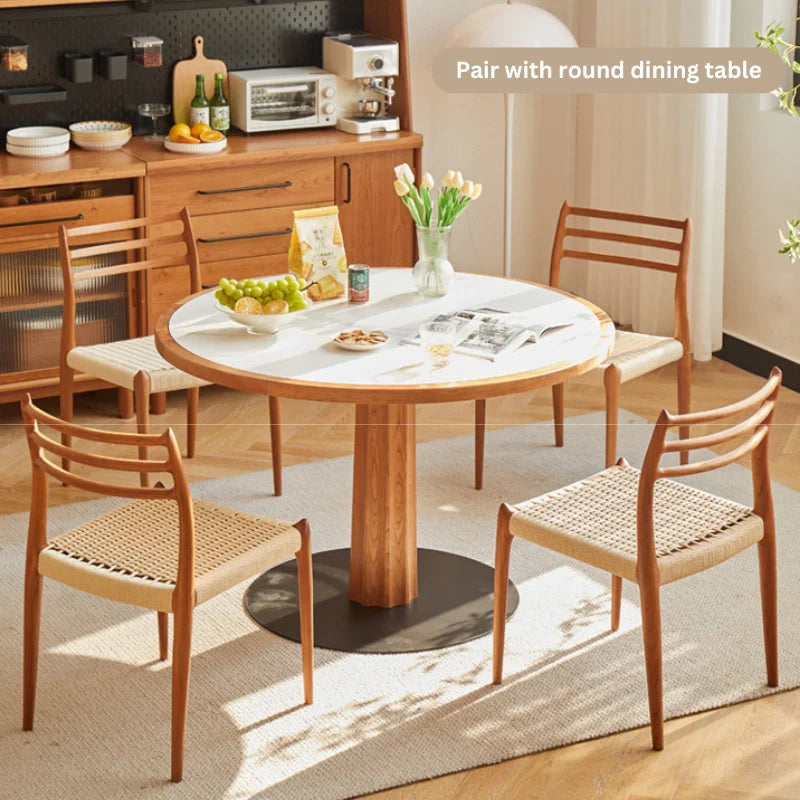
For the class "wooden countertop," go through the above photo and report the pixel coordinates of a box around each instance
[0,129,422,189]
[122,129,423,174]
[0,148,145,190]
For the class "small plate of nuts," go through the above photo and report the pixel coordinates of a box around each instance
[333,329,389,351]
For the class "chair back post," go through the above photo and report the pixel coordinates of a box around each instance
[179,206,202,296]
[751,369,781,524]
[20,397,50,557]
[57,225,78,369]
[673,217,692,354]
[166,430,197,612]
[635,410,669,582]
[548,201,572,289]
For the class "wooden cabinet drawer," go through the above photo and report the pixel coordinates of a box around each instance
[148,158,334,217]
[0,196,135,253]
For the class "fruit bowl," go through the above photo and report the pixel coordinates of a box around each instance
[215,300,312,335]
[164,136,227,155]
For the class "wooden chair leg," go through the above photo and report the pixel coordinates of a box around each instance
[757,535,779,687]
[59,366,75,474]
[186,387,199,459]
[552,383,564,447]
[492,503,514,685]
[268,396,283,497]
[610,575,622,631]
[150,392,167,415]
[677,352,692,466]
[603,365,621,469]
[22,554,43,731]
[294,519,314,705]
[474,399,486,490]
[134,371,151,489]
[158,612,169,662]
[118,388,134,420]
[170,606,192,783]
[638,578,664,750]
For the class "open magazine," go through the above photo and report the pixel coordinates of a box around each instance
[402,307,576,361]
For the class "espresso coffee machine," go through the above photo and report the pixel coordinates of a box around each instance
[322,33,400,134]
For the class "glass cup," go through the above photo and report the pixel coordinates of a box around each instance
[419,320,458,367]
[137,103,172,142]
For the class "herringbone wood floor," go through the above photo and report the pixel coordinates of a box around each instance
[1,358,799,800]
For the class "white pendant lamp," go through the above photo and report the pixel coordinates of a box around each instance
[447,2,577,278]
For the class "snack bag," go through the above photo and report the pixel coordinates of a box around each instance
[288,206,347,301]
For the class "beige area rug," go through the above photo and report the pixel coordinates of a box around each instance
[1,411,799,800]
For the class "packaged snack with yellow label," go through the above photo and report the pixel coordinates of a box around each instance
[288,206,347,301]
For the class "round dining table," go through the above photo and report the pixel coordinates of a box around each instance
[156,268,614,652]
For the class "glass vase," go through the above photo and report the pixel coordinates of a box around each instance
[413,225,454,297]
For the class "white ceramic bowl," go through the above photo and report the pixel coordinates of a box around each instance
[6,141,70,158]
[164,136,227,155]
[69,120,132,137]
[7,126,70,147]
[215,299,311,335]
[71,134,131,151]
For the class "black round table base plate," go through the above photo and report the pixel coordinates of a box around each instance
[244,548,520,654]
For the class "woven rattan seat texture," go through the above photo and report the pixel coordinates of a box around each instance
[595,330,684,384]
[67,336,210,393]
[39,499,301,611]
[509,463,764,585]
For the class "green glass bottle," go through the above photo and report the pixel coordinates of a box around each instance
[190,74,210,127]
[210,73,230,133]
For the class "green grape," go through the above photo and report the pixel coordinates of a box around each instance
[285,275,298,290]
[244,279,256,288]
[286,291,303,305]
[236,280,246,290]
[219,278,230,289]
[276,279,288,292]
[233,288,244,300]
[215,289,227,304]
[244,287,254,296]
[271,289,284,300]
[251,286,263,298]
[257,281,268,292]
[290,300,307,312]
[297,278,306,289]
[223,285,236,297]
[267,282,277,293]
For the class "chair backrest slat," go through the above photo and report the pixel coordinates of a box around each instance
[567,205,686,229]
[564,227,683,252]
[70,233,188,261]
[62,212,180,239]
[72,255,187,282]
[561,248,679,275]
[658,426,769,479]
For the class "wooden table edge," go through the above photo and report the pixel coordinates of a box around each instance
[154,277,615,406]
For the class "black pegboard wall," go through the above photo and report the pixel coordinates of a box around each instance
[0,1,363,135]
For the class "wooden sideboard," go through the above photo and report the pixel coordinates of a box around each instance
[0,129,422,404]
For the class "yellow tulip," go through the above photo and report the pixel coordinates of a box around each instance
[394,179,410,197]
[471,183,483,200]
[421,172,435,190]
[460,180,474,198]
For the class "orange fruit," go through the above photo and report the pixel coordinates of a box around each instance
[190,122,211,138]
[177,134,201,144]
[169,123,191,142]
[234,297,262,315]
[200,129,224,143]
[263,299,289,315]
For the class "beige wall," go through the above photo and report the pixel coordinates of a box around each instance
[725,0,800,361]
[406,0,580,281]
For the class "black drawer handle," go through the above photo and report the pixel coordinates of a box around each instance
[197,227,292,244]
[196,181,292,196]
[342,162,352,204]
[0,213,84,229]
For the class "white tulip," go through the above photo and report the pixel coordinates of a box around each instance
[471,183,483,200]
[393,179,410,197]
[442,169,457,188]
[452,171,464,190]
[421,172,435,190]
[394,163,415,185]
[460,180,475,198]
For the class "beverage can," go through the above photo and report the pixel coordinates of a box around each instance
[348,264,370,302]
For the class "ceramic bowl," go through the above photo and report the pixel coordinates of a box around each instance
[215,299,311,335]
[164,136,227,155]
[7,126,70,147]
[6,141,70,158]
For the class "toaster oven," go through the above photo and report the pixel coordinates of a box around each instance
[228,66,337,133]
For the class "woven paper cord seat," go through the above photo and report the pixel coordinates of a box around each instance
[585,330,684,384]
[508,463,764,585]
[67,336,211,394]
[38,499,301,612]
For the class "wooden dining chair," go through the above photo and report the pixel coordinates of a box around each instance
[474,202,693,490]
[492,368,781,751]
[58,207,283,493]
[20,396,313,782]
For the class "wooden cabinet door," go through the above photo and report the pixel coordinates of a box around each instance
[335,149,416,268]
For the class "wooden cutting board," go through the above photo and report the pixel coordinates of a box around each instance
[172,35,228,126]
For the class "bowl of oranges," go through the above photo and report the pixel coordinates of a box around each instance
[164,122,227,154]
